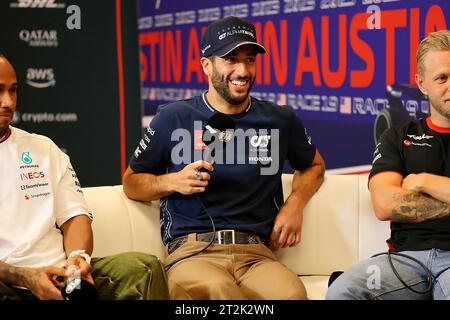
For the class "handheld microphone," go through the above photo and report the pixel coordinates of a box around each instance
[201,112,235,164]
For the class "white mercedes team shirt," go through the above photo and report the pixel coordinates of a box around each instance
[0,127,92,268]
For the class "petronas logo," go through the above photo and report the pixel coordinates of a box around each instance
[21,152,32,164]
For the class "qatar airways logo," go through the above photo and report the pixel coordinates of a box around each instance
[19,30,58,47]
[26,68,56,89]
[10,0,65,8]
[20,171,46,181]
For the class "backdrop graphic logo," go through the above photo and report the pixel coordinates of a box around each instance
[366,265,381,290]
[10,0,65,8]
[138,0,449,172]
[21,152,32,164]
[66,5,82,30]
[366,5,381,30]
[19,29,58,47]
[26,68,56,88]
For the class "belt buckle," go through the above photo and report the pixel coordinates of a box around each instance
[217,230,235,244]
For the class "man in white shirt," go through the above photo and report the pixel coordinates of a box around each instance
[0,55,168,300]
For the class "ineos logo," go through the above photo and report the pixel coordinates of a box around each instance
[20,171,45,180]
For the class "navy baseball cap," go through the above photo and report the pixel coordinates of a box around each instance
[201,16,266,58]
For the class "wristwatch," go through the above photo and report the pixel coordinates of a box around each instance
[68,249,91,264]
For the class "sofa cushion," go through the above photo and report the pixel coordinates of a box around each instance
[275,174,360,275]
[300,276,330,300]
[82,174,390,300]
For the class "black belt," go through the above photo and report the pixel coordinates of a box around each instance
[167,230,267,255]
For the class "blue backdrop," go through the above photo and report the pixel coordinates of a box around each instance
[137,0,449,173]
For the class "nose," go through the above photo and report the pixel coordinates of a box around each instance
[0,91,13,109]
[234,61,251,77]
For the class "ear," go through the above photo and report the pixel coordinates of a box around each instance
[201,57,212,77]
[415,73,428,96]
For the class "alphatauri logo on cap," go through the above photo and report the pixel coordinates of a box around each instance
[217,25,255,41]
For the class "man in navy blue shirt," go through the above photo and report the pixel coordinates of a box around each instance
[123,16,325,300]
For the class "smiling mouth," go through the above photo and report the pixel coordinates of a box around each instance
[230,79,249,87]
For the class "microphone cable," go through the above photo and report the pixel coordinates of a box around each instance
[371,251,450,295]
[164,194,217,270]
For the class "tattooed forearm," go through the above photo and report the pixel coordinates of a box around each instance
[391,191,450,223]
[0,262,35,289]
[0,261,20,285]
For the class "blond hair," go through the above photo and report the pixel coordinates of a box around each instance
[417,30,450,75]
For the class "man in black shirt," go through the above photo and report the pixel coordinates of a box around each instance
[326,29,450,300]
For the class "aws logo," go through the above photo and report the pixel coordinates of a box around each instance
[26,68,56,88]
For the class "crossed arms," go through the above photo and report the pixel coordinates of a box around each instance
[369,172,450,223]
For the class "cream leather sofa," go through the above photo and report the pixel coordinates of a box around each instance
[82,174,390,300]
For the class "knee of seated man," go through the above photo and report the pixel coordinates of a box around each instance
[325,273,356,300]
[267,282,307,300]
[120,251,162,267]
[104,252,166,278]
[287,286,308,300]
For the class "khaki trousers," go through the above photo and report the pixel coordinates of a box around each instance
[165,234,307,300]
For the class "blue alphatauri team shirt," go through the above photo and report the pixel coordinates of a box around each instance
[129,92,316,244]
